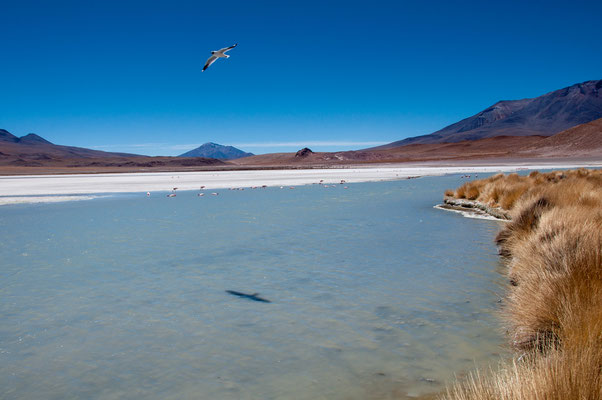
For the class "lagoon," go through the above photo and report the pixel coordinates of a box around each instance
[0,175,506,399]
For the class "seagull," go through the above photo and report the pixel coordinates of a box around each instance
[202,44,238,71]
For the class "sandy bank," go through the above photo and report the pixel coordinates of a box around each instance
[0,163,599,199]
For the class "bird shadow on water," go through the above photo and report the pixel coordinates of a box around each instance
[225,290,271,303]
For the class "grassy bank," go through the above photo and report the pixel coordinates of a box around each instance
[442,169,602,399]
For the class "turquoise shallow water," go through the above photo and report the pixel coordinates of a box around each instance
[0,175,507,399]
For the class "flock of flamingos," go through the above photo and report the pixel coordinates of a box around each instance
[148,179,350,198]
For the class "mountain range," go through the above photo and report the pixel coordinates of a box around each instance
[1,78,600,173]
[0,129,225,171]
[0,130,53,145]
[178,142,253,160]
[0,129,139,160]
[377,79,602,148]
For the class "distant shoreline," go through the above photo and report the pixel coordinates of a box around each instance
[1,155,601,177]
[1,162,601,200]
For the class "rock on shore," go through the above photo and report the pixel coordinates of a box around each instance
[441,196,511,220]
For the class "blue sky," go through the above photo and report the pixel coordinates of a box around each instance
[1,0,601,155]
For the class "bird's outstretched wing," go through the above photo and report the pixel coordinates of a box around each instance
[202,55,218,71]
[218,43,238,53]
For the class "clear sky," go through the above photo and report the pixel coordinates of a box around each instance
[1,0,601,156]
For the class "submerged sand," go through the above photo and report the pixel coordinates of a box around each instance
[0,163,600,205]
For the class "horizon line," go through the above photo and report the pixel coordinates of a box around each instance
[91,141,390,152]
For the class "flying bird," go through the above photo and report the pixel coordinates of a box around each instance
[202,43,238,71]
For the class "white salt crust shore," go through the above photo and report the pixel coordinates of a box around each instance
[0,195,102,206]
[433,204,508,222]
[0,164,600,205]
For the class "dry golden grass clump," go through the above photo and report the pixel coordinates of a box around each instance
[449,168,602,212]
[496,173,602,258]
[505,214,602,350]
[445,332,602,400]
[441,168,602,400]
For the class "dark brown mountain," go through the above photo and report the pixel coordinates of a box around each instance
[377,79,602,148]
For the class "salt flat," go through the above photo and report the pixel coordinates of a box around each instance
[0,164,599,203]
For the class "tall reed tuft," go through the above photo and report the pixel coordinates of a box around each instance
[441,168,602,400]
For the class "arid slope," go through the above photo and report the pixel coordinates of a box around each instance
[233,119,602,167]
